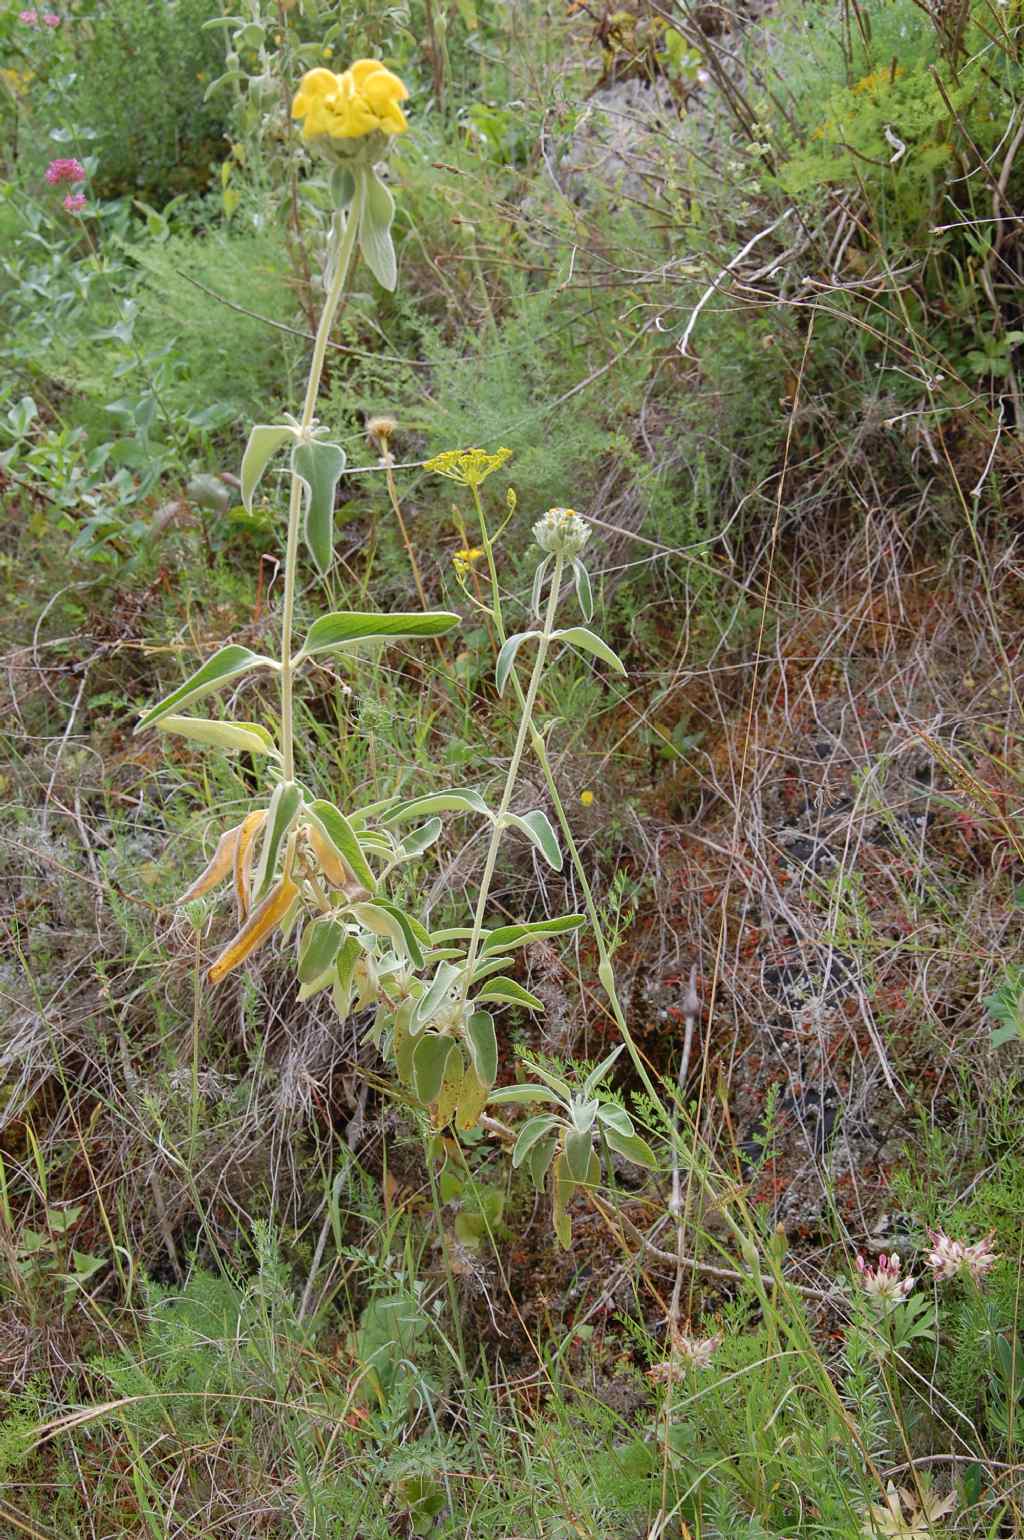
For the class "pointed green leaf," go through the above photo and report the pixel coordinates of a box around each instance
[350,901,424,969]
[572,559,594,622]
[241,423,296,512]
[332,935,360,1023]
[531,556,551,619]
[481,915,585,955]
[297,917,344,985]
[582,1044,624,1096]
[504,809,562,870]
[397,817,443,859]
[296,609,460,662]
[413,960,461,1032]
[292,439,347,575]
[527,1062,574,1102]
[603,1128,658,1169]
[383,788,491,824]
[359,169,398,290]
[136,645,276,731]
[564,1126,593,1182]
[550,626,626,675]
[156,715,278,758]
[464,1009,498,1088]
[495,630,540,697]
[307,799,376,892]
[511,1114,560,1169]
[552,1153,573,1249]
[475,977,544,1010]
[596,1102,635,1137]
[487,1083,561,1107]
[253,780,302,898]
[528,1133,557,1192]
[413,1033,452,1105]
[571,1098,598,1134]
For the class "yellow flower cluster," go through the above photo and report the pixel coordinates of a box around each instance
[452,546,484,577]
[291,59,408,141]
[424,447,513,488]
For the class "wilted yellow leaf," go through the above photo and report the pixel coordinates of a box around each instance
[233,809,268,920]
[208,875,298,984]
[176,823,242,905]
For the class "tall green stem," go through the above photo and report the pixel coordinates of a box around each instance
[280,195,362,782]
[461,553,564,998]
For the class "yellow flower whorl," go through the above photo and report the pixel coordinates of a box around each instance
[291,59,409,142]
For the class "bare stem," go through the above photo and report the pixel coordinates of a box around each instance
[461,553,564,999]
[280,195,362,782]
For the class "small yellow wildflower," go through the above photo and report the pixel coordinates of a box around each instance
[852,64,903,94]
[291,59,409,142]
[424,447,512,489]
[580,789,594,806]
[452,546,484,577]
[322,46,333,58]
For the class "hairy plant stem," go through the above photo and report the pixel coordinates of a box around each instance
[461,552,564,1000]
[280,197,361,783]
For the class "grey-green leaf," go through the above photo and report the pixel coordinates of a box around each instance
[481,915,585,955]
[474,977,544,1011]
[253,780,302,898]
[495,630,540,697]
[564,1127,593,1183]
[504,809,562,870]
[413,1034,451,1105]
[596,1103,635,1137]
[398,817,443,858]
[307,799,376,892]
[528,1134,558,1192]
[603,1128,658,1169]
[511,1114,559,1169]
[297,610,460,661]
[156,715,278,758]
[292,439,347,575]
[359,169,398,291]
[464,1009,498,1088]
[383,787,491,824]
[487,1084,561,1107]
[298,917,344,984]
[136,645,276,731]
[572,559,594,622]
[414,960,461,1031]
[241,423,296,512]
[550,625,626,676]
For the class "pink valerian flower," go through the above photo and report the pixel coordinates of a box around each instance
[45,157,86,186]
[63,191,86,213]
[19,9,39,23]
[925,1229,998,1285]
[43,12,61,24]
[855,1252,915,1304]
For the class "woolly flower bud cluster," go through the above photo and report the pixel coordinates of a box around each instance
[855,1252,914,1305]
[291,60,408,159]
[532,506,591,560]
[647,1327,722,1382]
[924,1228,998,1284]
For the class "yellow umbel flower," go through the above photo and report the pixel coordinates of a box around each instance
[452,546,484,577]
[291,59,409,141]
[424,447,512,488]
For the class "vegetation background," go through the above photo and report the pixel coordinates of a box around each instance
[2,0,1024,1534]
